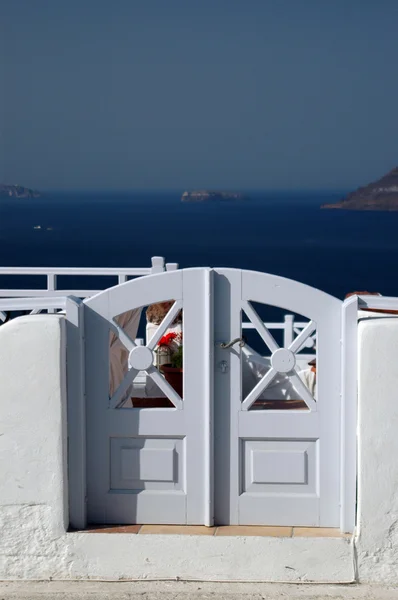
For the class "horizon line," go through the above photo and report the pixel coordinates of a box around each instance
[32,188,349,195]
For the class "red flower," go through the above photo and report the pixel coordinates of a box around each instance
[158,332,177,347]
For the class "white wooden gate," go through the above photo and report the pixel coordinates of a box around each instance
[85,269,212,524]
[84,267,346,527]
[213,269,341,527]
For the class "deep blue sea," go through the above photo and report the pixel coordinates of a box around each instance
[1,190,398,302]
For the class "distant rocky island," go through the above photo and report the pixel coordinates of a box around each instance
[322,167,398,211]
[181,190,246,203]
[0,184,40,199]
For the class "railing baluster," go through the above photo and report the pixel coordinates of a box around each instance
[151,256,165,274]
[47,273,57,314]
[166,263,179,271]
[283,314,294,347]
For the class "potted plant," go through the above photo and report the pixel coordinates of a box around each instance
[159,333,183,397]
[155,332,177,367]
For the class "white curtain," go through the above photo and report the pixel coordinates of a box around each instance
[109,308,142,399]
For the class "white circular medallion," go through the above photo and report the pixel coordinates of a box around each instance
[271,348,296,373]
[129,346,154,371]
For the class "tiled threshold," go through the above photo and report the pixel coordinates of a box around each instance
[77,525,351,538]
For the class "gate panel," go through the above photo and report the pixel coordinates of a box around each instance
[214,269,342,527]
[84,269,212,525]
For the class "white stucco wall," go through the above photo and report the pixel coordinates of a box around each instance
[0,316,68,578]
[356,317,398,583]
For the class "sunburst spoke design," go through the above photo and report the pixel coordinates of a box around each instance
[241,301,317,411]
[109,300,184,409]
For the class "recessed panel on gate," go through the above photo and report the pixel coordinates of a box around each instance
[241,439,318,495]
[110,437,184,491]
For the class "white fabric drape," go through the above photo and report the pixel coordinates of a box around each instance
[109,308,142,399]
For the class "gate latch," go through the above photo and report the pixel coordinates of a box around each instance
[219,337,246,349]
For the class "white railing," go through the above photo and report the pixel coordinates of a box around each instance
[0,296,69,323]
[0,257,179,321]
[0,256,178,299]
[0,257,314,347]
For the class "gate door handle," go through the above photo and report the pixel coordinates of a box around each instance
[219,337,246,349]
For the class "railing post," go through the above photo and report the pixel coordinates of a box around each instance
[66,296,87,530]
[47,273,57,314]
[284,314,294,347]
[166,263,179,272]
[151,256,165,274]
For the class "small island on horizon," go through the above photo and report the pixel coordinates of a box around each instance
[0,184,41,199]
[181,190,246,203]
[322,166,398,211]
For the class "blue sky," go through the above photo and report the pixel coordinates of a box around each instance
[1,0,398,191]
